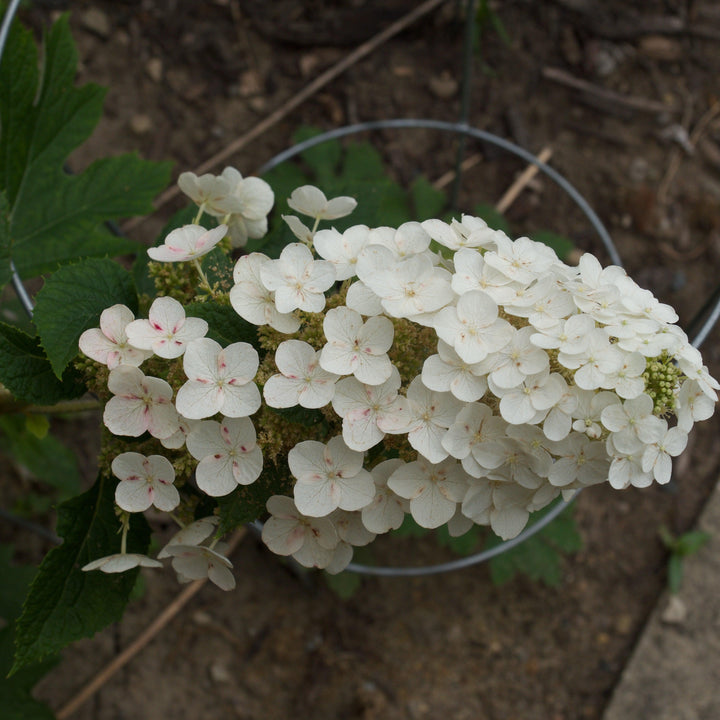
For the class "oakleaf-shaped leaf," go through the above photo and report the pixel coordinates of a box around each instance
[0,13,171,280]
[34,257,137,378]
[11,474,151,673]
[0,323,85,404]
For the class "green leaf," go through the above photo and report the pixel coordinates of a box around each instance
[217,461,291,535]
[435,524,481,555]
[0,323,85,404]
[24,414,50,440]
[531,230,575,261]
[342,142,385,182]
[294,126,341,187]
[1,14,171,278]
[667,553,684,594]
[488,503,582,587]
[474,202,511,234]
[200,246,234,290]
[411,176,446,221]
[0,545,37,621]
[675,530,711,557]
[324,571,362,599]
[12,474,150,672]
[185,302,258,347]
[33,257,137,378]
[0,679,57,720]
[0,415,82,501]
[0,191,11,288]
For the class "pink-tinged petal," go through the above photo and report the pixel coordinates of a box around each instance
[410,485,456,529]
[219,342,259,383]
[231,445,263,485]
[263,375,302,408]
[195,455,240,496]
[148,296,185,333]
[104,397,147,437]
[262,516,306,555]
[78,328,117,364]
[288,441,328,482]
[111,452,147,479]
[183,338,222,381]
[124,319,159,351]
[107,365,143,396]
[98,304,135,343]
[237,176,274,219]
[176,380,222,419]
[152,482,180,512]
[274,339,316,377]
[294,479,337,517]
[186,420,226,459]
[221,382,261,418]
[115,477,154,512]
[146,402,180,440]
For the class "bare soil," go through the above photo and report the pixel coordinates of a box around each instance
[6,1,720,718]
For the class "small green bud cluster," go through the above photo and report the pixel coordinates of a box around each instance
[643,352,682,414]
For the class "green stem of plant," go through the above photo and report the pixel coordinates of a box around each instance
[193,258,211,292]
[193,202,206,225]
[25,399,103,415]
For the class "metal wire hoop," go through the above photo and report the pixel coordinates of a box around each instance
[259,119,619,576]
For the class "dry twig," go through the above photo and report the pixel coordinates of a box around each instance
[496,146,554,213]
[542,66,678,116]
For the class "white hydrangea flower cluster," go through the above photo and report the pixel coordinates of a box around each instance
[79,171,718,586]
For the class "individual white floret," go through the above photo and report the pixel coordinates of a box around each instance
[356,245,454,321]
[103,366,179,439]
[282,215,315,245]
[264,340,339,409]
[676,379,716,432]
[387,456,468,529]
[368,221,431,257]
[331,367,404,451]
[345,280,384,316]
[539,376,578,442]
[571,389,620,439]
[157,516,220,558]
[176,338,261,419]
[219,168,274,247]
[79,304,151,369]
[490,370,564,426]
[421,339,488,403]
[162,543,235,590]
[159,415,199,450]
[289,436,375,517]
[147,224,227,263]
[259,242,335,314]
[186,417,263,496]
[261,495,339,569]
[422,216,503,252]
[606,434,653,490]
[675,344,720,400]
[442,402,508,477]
[287,185,357,220]
[502,277,576,331]
[477,326,549,390]
[530,313,595,353]
[361,459,408,534]
[450,247,516,304]
[545,432,610,488]
[602,351,646,399]
[313,224,370,281]
[178,169,244,216]
[600,392,664,446]
[112,452,179,513]
[320,307,394,386]
[125,296,208,359]
[434,290,514,364]
[82,553,162,573]
[229,253,300,333]
[615,275,679,325]
[461,476,536,540]
[483,234,559,284]
[641,423,688,484]
[378,376,463,464]
[558,328,623,391]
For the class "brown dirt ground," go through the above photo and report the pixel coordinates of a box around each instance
[4,1,720,718]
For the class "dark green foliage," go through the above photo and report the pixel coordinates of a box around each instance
[11,474,151,673]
